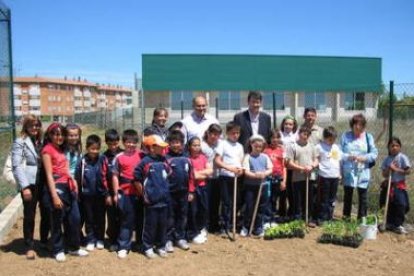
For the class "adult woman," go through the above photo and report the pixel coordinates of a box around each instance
[11,115,46,259]
[143,107,169,140]
[340,114,378,220]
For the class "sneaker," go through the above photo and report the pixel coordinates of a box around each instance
[144,248,157,259]
[165,241,174,253]
[270,222,278,228]
[394,226,408,235]
[109,244,118,252]
[68,248,89,257]
[192,233,206,244]
[117,249,128,259]
[176,239,190,250]
[200,228,208,239]
[55,252,66,262]
[96,240,104,250]
[86,243,95,251]
[26,249,36,260]
[263,223,271,230]
[240,227,248,237]
[307,222,317,228]
[156,248,168,258]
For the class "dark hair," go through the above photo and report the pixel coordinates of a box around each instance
[152,107,168,124]
[168,121,183,132]
[298,126,311,136]
[187,136,201,148]
[280,115,298,133]
[167,130,184,144]
[323,126,337,139]
[21,114,42,143]
[270,128,282,139]
[226,121,241,133]
[303,107,317,116]
[247,91,262,102]
[65,123,82,154]
[203,123,222,141]
[349,113,367,128]
[105,129,120,142]
[388,136,402,148]
[86,134,101,149]
[122,129,139,143]
[43,122,66,150]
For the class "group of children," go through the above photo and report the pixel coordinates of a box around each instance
[40,112,411,262]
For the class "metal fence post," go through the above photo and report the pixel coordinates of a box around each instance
[272,92,276,129]
[215,97,219,119]
[389,80,394,140]
[181,100,184,119]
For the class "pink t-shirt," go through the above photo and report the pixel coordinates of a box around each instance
[264,146,285,177]
[41,144,71,184]
[189,153,208,192]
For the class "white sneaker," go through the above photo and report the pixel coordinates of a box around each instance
[270,222,278,228]
[86,243,95,251]
[96,240,104,250]
[117,249,128,259]
[395,226,408,235]
[144,248,157,259]
[263,223,271,230]
[200,228,208,238]
[165,241,174,253]
[109,244,118,252]
[176,239,190,250]
[68,248,89,257]
[192,233,206,244]
[156,248,168,258]
[240,227,248,237]
[55,252,66,262]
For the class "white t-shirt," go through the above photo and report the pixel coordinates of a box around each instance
[215,139,244,177]
[316,141,342,178]
[201,139,221,178]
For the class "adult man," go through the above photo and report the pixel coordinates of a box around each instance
[301,107,324,145]
[233,91,272,151]
[181,96,219,142]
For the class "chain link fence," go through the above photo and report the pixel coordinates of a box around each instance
[0,2,16,211]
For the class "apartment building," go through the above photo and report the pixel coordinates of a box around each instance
[13,77,133,120]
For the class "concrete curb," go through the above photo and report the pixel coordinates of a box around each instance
[0,194,23,244]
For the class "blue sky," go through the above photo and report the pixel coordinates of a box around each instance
[5,0,414,88]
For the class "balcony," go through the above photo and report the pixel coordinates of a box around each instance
[74,88,82,97]
[14,87,22,95]
[14,100,22,107]
[74,100,83,107]
[29,99,41,107]
[29,86,41,96]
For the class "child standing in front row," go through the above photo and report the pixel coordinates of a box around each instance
[103,129,124,252]
[75,135,110,252]
[112,129,143,259]
[241,135,273,237]
[287,126,319,226]
[215,121,244,235]
[134,135,170,259]
[188,137,213,243]
[264,129,287,224]
[315,126,342,223]
[380,137,411,234]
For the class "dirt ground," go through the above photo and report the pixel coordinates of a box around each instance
[1,216,414,276]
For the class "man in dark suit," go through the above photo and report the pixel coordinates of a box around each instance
[233,91,272,151]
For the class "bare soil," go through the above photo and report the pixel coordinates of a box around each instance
[1,215,414,276]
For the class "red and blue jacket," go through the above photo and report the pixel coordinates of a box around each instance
[134,154,170,208]
[75,154,108,197]
[165,150,194,193]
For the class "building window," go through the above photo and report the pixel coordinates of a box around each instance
[345,92,365,110]
[263,91,285,110]
[218,91,240,110]
[304,92,326,111]
[171,91,193,110]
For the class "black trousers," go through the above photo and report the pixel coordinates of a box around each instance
[81,195,106,243]
[317,177,339,221]
[142,206,168,251]
[207,178,221,232]
[167,190,188,241]
[292,180,314,221]
[188,185,209,239]
[343,186,368,219]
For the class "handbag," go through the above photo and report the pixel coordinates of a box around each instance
[366,133,376,168]
[2,145,26,185]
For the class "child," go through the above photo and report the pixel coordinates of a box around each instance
[240,135,273,237]
[287,126,319,226]
[112,129,143,259]
[134,135,170,259]
[103,129,124,251]
[188,137,213,243]
[215,121,244,235]
[315,126,342,223]
[165,130,193,251]
[380,137,411,234]
[41,123,88,262]
[263,129,287,223]
[65,123,82,177]
[75,135,110,251]
[143,107,169,140]
[201,123,222,233]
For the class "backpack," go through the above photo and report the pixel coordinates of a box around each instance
[142,161,170,205]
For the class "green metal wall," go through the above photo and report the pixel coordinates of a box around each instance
[142,54,382,92]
